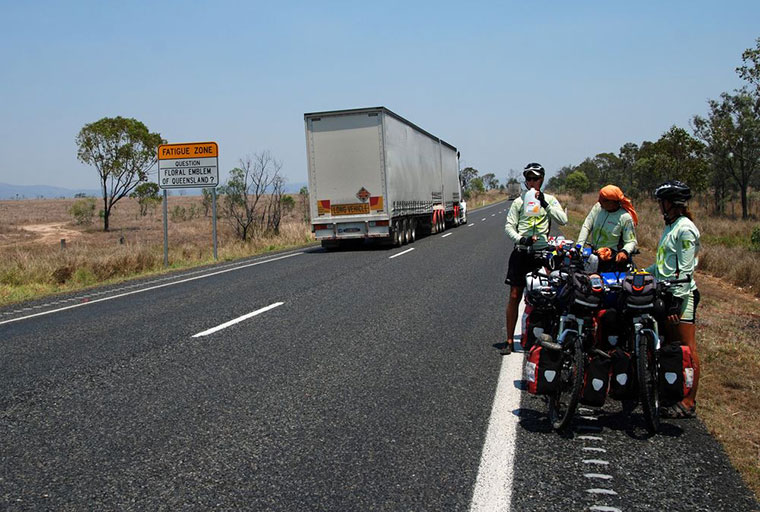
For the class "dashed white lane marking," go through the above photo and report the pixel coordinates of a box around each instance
[589,506,622,512]
[469,300,526,512]
[583,459,609,465]
[491,214,495,217]
[441,233,452,238]
[579,415,598,421]
[583,447,607,453]
[579,436,603,441]
[0,252,304,326]
[192,302,283,337]
[481,218,486,221]
[584,474,613,480]
[586,489,618,496]
[468,223,475,227]
[389,248,415,259]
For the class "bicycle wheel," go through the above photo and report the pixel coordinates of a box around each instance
[548,333,584,431]
[637,331,660,433]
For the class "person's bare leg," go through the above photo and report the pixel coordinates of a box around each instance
[504,285,523,354]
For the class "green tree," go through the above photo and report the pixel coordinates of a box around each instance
[651,126,708,191]
[129,182,161,216]
[593,152,623,188]
[693,92,760,219]
[281,194,295,213]
[468,177,485,193]
[481,172,499,190]
[76,117,164,231]
[299,186,310,223]
[618,142,639,193]
[566,170,589,198]
[460,167,479,191]
[737,37,760,97]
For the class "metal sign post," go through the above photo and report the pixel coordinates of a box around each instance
[163,189,169,267]
[212,187,218,260]
[157,142,220,265]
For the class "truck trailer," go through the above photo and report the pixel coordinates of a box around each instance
[304,107,466,249]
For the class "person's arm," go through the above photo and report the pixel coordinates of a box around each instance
[620,215,637,255]
[504,200,522,243]
[543,194,568,226]
[577,204,598,246]
[673,228,698,298]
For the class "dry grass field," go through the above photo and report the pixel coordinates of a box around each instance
[558,192,760,497]
[0,195,315,305]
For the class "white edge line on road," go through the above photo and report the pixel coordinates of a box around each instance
[0,252,304,326]
[441,233,452,238]
[193,302,283,337]
[389,247,415,259]
[469,300,525,512]
[468,223,475,227]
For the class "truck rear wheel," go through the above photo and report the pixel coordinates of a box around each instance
[393,221,403,247]
[403,218,412,244]
[410,219,416,242]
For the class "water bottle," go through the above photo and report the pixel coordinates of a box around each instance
[523,188,541,217]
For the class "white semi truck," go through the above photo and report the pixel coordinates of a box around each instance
[304,107,466,249]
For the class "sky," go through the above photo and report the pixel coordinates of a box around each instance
[1,0,758,190]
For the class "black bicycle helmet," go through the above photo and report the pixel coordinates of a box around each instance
[654,180,691,205]
[523,162,545,179]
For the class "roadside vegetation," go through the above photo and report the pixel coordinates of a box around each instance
[557,192,760,498]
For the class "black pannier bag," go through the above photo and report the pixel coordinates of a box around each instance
[558,272,603,312]
[659,342,695,403]
[580,354,611,407]
[609,348,637,400]
[524,345,563,395]
[620,271,656,311]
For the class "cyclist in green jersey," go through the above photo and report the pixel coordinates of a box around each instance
[646,180,701,418]
[577,184,638,271]
[503,163,567,355]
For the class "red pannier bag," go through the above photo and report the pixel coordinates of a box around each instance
[658,343,695,403]
[524,345,562,395]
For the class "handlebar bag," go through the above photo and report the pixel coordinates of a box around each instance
[580,354,611,407]
[609,348,637,400]
[621,272,656,310]
[558,272,602,311]
[524,345,563,395]
[658,343,695,403]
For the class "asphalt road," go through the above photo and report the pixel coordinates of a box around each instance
[1,200,757,511]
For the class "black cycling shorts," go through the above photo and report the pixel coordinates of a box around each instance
[505,247,542,288]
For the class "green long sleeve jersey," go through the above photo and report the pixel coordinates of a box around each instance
[576,203,638,254]
[504,191,568,249]
[645,216,700,298]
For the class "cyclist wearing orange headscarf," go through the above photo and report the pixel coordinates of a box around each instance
[577,185,638,265]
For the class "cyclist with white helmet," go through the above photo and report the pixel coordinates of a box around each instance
[503,163,567,355]
[646,180,701,418]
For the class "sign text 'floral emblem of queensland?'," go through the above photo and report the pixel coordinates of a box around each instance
[356,187,371,202]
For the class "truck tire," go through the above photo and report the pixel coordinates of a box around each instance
[393,221,403,247]
[410,219,416,242]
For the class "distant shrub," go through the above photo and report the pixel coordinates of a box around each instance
[751,226,760,252]
[69,198,96,225]
[171,205,187,222]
